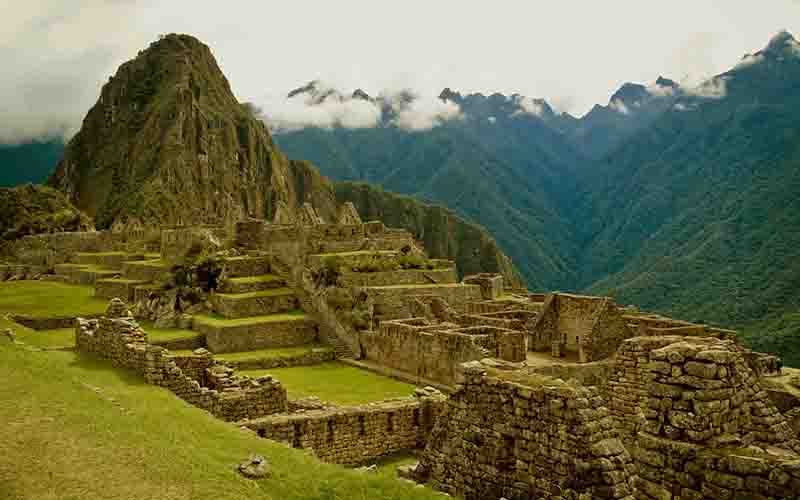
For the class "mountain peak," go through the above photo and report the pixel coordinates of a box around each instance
[610,82,649,105]
[352,88,372,101]
[765,30,797,52]
[49,34,329,227]
[439,87,463,102]
[655,76,679,89]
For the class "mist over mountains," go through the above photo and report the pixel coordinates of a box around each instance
[3,31,800,355]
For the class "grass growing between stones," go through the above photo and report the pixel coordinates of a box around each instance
[138,321,201,343]
[192,311,307,327]
[241,362,415,406]
[0,281,107,318]
[216,345,331,362]
[0,343,440,500]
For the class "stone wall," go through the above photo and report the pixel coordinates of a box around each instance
[360,318,525,386]
[338,268,458,287]
[242,390,446,465]
[463,274,504,300]
[529,293,632,362]
[10,231,126,266]
[75,301,288,421]
[222,348,336,371]
[417,360,636,500]
[361,284,483,321]
[606,336,800,499]
[160,225,229,263]
[197,317,319,354]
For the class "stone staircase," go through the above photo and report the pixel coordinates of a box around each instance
[190,255,325,366]
[53,252,155,287]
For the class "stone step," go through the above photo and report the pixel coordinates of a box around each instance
[54,263,120,285]
[121,259,169,282]
[73,252,147,269]
[222,256,272,278]
[214,345,335,370]
[361,283,483,321]
[212,289,300,319]
[338,268,458,287]
[218,274,287,294]
[95,278,150,302]
[192,313,318,354]
[307,250,399,268]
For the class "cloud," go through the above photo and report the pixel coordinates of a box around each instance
[259,86,462,132]
[735,53,765,69]
[788,38,800,56]
[0,1,143,145]
[259,86,382,132]
[389,93,463,131]
[685,77,727,99]
[609,98,630,114]
[488,116,497,124]
[673,102,694,112]
[646,82,677,97]
[512,96,547,117]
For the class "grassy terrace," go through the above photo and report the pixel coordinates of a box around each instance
[192,311,307,327]
[225,275,284,284]
[0,281,108,318]
[240,362,415,405]
[215,345,331,362]
[0,344,438,500]
[137,321,200,343]
[217,288,294,299]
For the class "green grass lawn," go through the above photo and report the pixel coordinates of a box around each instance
[137,321,201,343]
[216,345,331,362]
[0,317,75,349]
[192,311,307,327]
[0,281,108,318]
[0,343,439,500]
[240,362,415,406]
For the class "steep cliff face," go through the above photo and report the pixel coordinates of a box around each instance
[335,182,526,289]
[49,34,327,227]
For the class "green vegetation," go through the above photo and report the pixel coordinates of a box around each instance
[225,275,284,284]
[0,281,107,318]
[0,184,91,244]
[0,343,439,500]
[217,288,294,300]
[215,345,331,362]
[137,321,200,344]
[0,140,63,187]
[0,317,75,349]
[192,311,307,327]
[240,362,415,405]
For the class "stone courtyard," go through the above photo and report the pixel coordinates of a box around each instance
[2,201,799,499]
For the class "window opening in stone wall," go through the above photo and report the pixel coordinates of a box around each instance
[327,419,335,442]
[387,412,394,433]
[292,423,303,448]
[358,415,366,436]
[257,428,266,438]
[413,409,420,427]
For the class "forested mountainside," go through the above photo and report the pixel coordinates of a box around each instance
[0,140,64,187]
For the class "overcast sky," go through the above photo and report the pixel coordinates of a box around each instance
[2,0,799,144]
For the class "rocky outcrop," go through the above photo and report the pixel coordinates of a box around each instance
[48,34,335,228]
[335,181,526,289]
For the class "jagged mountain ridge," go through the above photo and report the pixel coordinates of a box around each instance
[5,31,800,355]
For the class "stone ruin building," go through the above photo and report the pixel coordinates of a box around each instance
[2,200,799,499]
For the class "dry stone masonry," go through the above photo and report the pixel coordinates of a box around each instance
[76,299,288,422]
